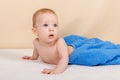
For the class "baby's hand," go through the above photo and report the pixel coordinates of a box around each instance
[42,68,55,74]
[41,68,62,74]
[22,56,33,60]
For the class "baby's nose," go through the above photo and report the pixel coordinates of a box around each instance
[49,27,54,32]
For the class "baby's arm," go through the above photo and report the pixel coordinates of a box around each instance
[54,38,69,73]
[22,47,39,60]
[22,39,39,60]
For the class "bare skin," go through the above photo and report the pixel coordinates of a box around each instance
[33,38,74,64]
[22,9,74,74]
[23,38,74,74]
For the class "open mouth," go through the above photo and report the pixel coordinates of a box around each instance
[48,34,54,39]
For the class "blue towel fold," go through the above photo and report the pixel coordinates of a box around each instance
[64,34,120,66]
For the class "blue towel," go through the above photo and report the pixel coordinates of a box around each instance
[64,34,120,66]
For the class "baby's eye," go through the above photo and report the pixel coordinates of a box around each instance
[43,24,48,27]
[54,24,58,27]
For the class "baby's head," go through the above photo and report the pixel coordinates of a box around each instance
[32,8,57,28]
[32,8,59,43]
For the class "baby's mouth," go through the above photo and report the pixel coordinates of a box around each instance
[48,34,54,39]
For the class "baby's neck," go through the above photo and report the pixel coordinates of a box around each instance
[38,39,57,47]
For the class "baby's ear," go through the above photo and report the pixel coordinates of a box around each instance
[32,28,38,36]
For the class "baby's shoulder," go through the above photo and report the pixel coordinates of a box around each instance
[56,37,66,46]
[56,37,64,43]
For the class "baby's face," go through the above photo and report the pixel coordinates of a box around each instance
[34,13,59,43]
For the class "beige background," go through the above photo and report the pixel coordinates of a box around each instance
[0,0,120,49]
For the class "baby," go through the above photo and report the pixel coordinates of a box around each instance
[23,8,120,74]
[22,8,74,74]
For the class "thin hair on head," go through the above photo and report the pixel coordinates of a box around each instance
[32,8,56,27]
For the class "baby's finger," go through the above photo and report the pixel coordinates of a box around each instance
[22,56,30,59]
[42,68,48,73]
[49,71,54,74]
[42,68,51,74]
[42,70,50,74]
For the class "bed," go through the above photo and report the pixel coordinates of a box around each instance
[0,49,120,80]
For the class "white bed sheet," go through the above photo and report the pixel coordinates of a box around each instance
[0,49,120,80]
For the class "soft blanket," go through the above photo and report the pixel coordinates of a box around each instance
[64,34,120,66]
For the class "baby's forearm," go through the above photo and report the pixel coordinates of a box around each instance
[31,48,39,60]
[54,58,68,73]
[32,53,38,60]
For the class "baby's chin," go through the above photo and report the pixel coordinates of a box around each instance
[47,37,58,43]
